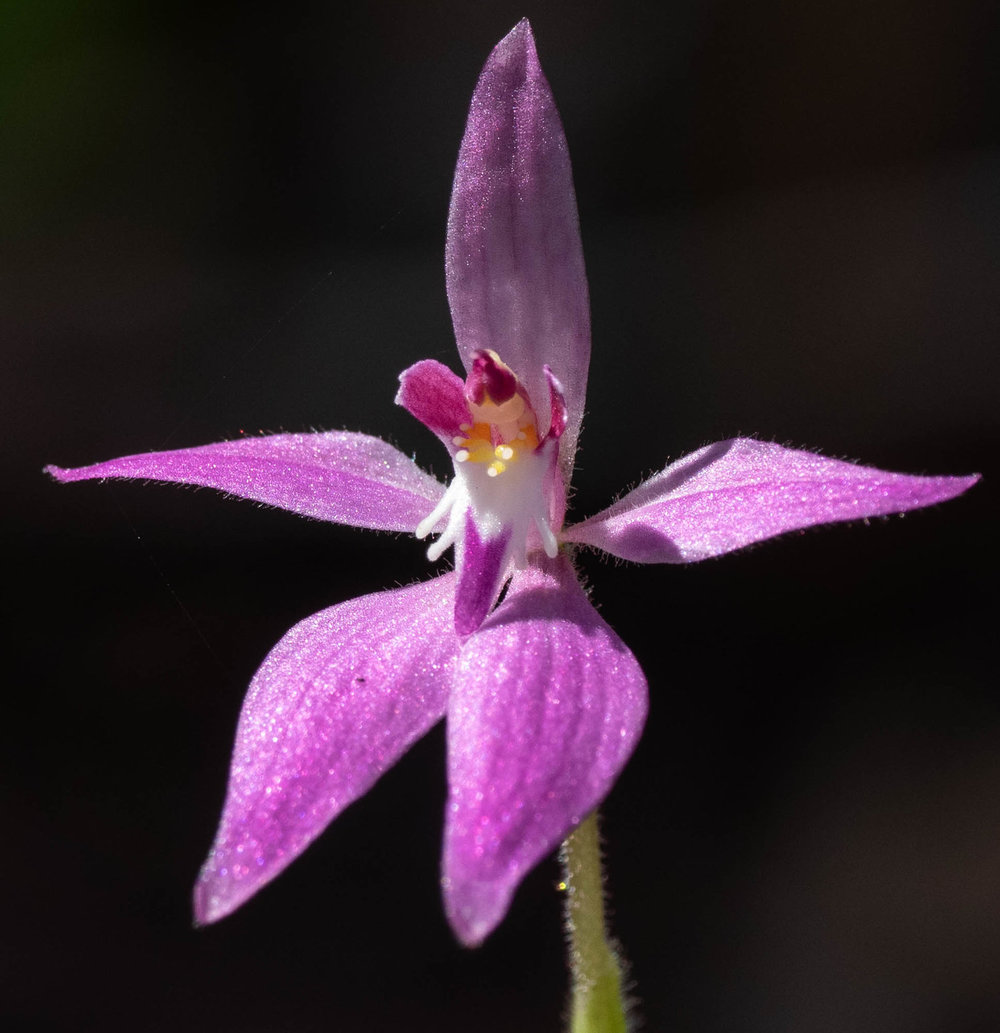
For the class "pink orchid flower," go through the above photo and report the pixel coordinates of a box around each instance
[46,20,978,947]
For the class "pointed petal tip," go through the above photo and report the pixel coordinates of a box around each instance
[880,468,982,508]
[483,19,541,87]
[45,459,122,483]
[500,17,534,48]
[443,875,513,948]
[930,470,979,505]
[44,463,74,482]
[192,852,272,927]
[191,869,240,927]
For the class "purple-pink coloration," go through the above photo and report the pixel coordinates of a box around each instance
[394,359,468,445]
[455,513,513,638]
[467,350,519,406]
[445,21,590,471]
[193,574,459,924]
[563,438,979,564]
[444,552,646,944]
[46,20,978,946]
[47,431,447,533]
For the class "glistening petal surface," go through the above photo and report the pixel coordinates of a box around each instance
[445,19,590,465]
[46,431,446,532]
[564,437,981,563]
[442,553,647,945]
[194,574,459,924]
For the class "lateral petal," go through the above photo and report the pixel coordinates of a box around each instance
[396,359,469,449]
[445,19,590,465]
[564,437,981,563]
[194,573,459,924]
[442,553,647,945]
[46,431,446,532]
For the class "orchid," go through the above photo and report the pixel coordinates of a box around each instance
[46,19,978,959]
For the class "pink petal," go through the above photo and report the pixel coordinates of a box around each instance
[454,510,512,636]
[564,437,981,563]
[46,431,446,533]
[396,359,470,448]
[442,553,648,945]
[194,574,459,924]
[445,19,590,465]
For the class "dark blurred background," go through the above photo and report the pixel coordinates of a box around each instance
[4,1,997,1030]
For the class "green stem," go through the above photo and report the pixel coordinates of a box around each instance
[560,810,628,1033]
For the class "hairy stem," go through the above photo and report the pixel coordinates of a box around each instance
[560,810,628,1033]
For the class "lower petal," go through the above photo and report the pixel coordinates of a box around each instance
[442,553,648,945]
[194,573,459,924]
